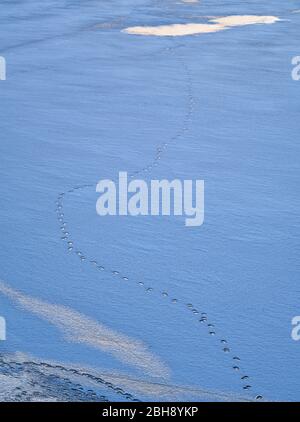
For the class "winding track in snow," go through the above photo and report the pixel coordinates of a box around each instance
[54,39,263,401]
[0,354,139,402]
[0,354,258,402]
[5,1,295,403]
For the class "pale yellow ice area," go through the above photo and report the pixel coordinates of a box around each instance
[0,280,170,378]
[211,15,280,26]
[123,15,280,37]
[124,23,225,36]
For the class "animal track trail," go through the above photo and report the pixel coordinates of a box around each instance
[0,355,139,402]
[55,43,263,401]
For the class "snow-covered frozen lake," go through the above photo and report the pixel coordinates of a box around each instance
[0,0,299,402]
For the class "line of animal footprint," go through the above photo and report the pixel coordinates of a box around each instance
[0,355,139,402]
[55,43,263,401]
